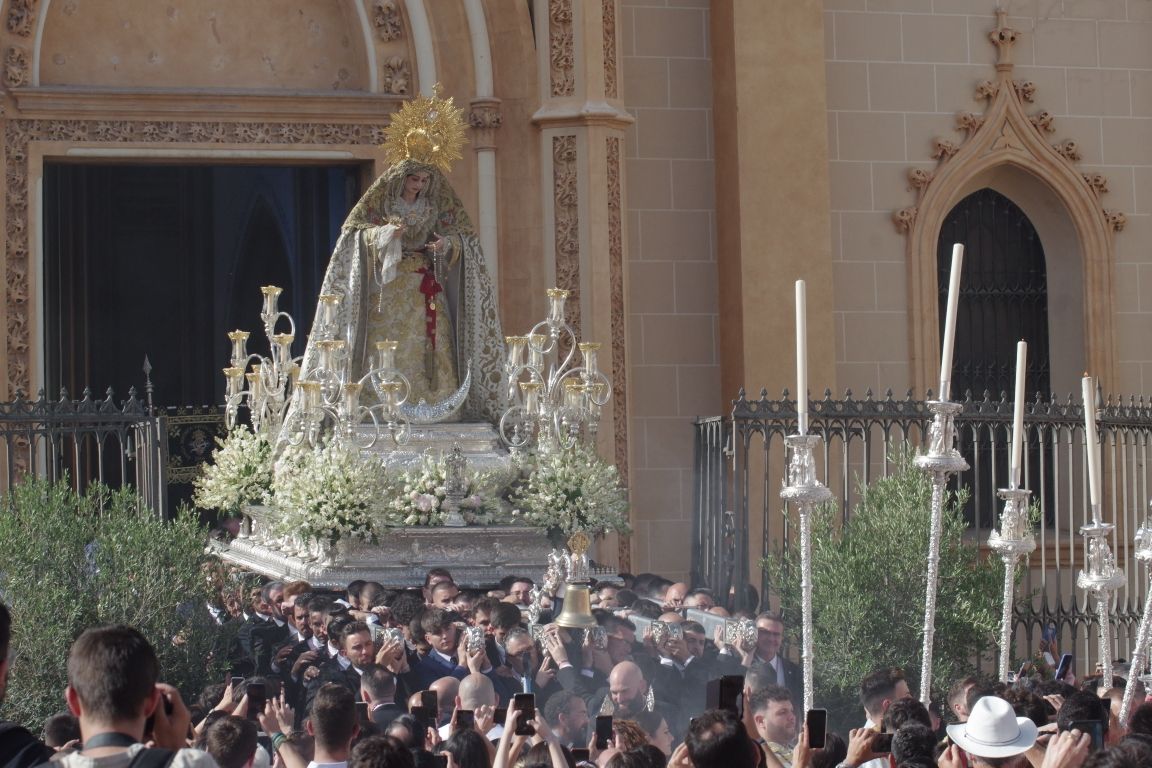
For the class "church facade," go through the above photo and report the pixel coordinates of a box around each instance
[0,0,1148,579]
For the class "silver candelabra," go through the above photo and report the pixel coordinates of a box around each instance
[499,288,612,456]
[1076,516,1126,687]
[988,487,1035,682]
[780,432,833,713]
[914,399,969,706]
[1120,511,1152,724]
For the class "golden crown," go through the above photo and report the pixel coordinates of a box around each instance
[381,83,468,174]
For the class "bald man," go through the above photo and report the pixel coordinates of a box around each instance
[663,583,690,611]
[588,661,682,736]
[438,673,502,740]
[429,676,460,727]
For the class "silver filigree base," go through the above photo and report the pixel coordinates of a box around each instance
[1078,514,1126,686]
[213,524,555,588]
[1121,518,1152,723]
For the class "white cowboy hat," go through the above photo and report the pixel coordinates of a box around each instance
[945,696,1038,758]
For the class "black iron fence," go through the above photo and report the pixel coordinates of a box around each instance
[693,388,1152,676]
[0,387,169,516]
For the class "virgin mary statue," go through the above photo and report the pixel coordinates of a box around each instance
[278,88,504,451]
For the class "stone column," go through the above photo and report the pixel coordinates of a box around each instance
[711,0,836,402]
[532,0,633,570]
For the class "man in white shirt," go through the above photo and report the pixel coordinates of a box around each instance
[748,685,797,768]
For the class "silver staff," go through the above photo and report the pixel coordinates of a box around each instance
[988,487,1035,682]
[1120,513,1152,724]
[1077,517,1125,688]
[781,433,833,713]
[914,399,969,706]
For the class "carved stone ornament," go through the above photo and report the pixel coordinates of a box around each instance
[6,0,37,37]
[3,117,386,397]
[549,0,575,97]
[603,0,618,99]
[373,0,403,41]
[382,55,410,96]
[5,45,28,88]
[468,98,502,151]
[606,135,630,571]
[552,135,580,338]
[894,9,1125,392]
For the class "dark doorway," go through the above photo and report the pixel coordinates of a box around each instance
[42,163,361,510]
[937,187,1052,528]
[43,163,360,406]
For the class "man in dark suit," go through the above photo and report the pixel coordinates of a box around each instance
[360,665,406,728]
[748,612,803,710]
[409,608,488,691]
[302,620,375,716]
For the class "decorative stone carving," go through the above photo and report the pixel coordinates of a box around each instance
[3,116,386,397]
[1082,173,1109,197]
[382,56,410,96]
[552,135,580,344]
[1053,140,1081,162]
[549,0,575,97]
[6,0,38,37]
[603,0,618,99]
[908,168,933,190]
[1013,80,1036,103]
[989,9,1019,70]
[606,135,629,572]
[956,112,984,136]
[1105,210,1127,232]
[931,139,959,161]
[976,80,999,101]
[893,207,918,233]
[991,123,1025,152]
[373,0,403,41]
[5,46,28,88]
[468,98,502,151]
[1029,111,1055,133]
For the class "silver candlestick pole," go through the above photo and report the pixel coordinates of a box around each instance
[913,399,969,706]
[1077,515,1125,688]
[988,487,1035,682]
[1119,512,1152,724]
[780,433,833,713]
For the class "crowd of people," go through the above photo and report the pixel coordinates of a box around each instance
[1,567,1151,768]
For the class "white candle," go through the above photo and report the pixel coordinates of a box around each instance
[1083,375,1101,509]
[795,280,808,435]
[1010,340,1027,489]
[939,244,964,400]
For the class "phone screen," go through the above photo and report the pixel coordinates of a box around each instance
[246,683,266,722]
[595,715,613,749]
[805,709,827,749]
[572,748,591,762]
[494,707,507,725]
[456,710,475,731]
[230,676,245,689]
[871,732,893,754]
[421,690,439,719]
[1068,720,1104,751]
[1055,653,1073,681]
[513,693,536,736]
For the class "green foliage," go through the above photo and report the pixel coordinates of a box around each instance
[0,478,225,727]
[765,452,1002,730]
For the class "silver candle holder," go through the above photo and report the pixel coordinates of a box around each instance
[780,433,833,713]
[441,444,468,528]
[913,399,969,706]
[988,487,1035,683]
[1119,512,1152,723]
[1076,516,1126,688]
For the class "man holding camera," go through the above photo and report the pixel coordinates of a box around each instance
[56,625,215,768]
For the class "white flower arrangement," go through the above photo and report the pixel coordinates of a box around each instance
[379,452,505,527]
[508,445,631,542]
[192,426,273,515]
[272,442,379,545]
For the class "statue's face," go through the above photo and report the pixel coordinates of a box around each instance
[403,171,431,198]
